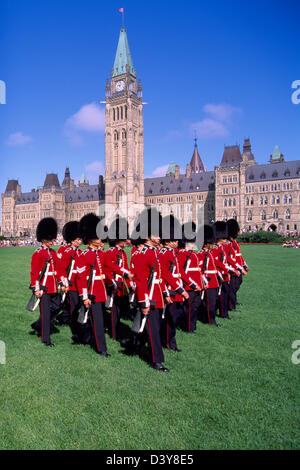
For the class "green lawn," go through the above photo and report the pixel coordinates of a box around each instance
[0,245,299,450]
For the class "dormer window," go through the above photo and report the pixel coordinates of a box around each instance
[284,169,290,177]
[249,174,254,180]
[272,171,278,178]
[260,172,266,179]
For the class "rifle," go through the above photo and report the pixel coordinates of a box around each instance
[61,253,76,303]
[78,255,97,324]
[200,252,210,300]
[26,258,50,312]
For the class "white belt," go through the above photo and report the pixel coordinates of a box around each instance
[86,275,105,280]
[205,270,217,274]
[173,274,181,278]
[115,274,122,281]
[43,271,56,276]
[187,268,200,272]
[153,279,162,284]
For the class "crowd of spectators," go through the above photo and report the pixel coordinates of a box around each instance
[282,240,299,248]
[0,234,64,248]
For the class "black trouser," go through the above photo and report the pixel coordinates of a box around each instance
[218,282,230,318]
[90,302,107,354]
[164,301,185,350]
[39,293,62,344]
[229,276,239,311]
[69,291,90,344]
[145,308,165,364]
[185,291,202,332]
[56,294,71,325]
[200,288,218,325]
[109,295,130,340]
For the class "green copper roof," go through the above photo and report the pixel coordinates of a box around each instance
[113,28,136,78]
[166,162,176,175]
[272,145,282,160]
[80,173,88,184]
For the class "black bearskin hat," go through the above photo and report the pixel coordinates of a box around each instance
[131,208,162,245]
[214,221,228,241]
[79,213,101,245]
[204,225,216,245]
[36,217,58,242]
[108,217,129,246]
[62,221,80,244]
[227,219,240,240]
[161,214,182,243]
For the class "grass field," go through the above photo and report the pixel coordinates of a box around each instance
[0,245,299,450]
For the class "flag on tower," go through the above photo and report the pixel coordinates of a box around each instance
[118,8,124,13]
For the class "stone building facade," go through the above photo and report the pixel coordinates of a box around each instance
[1,27,300,237]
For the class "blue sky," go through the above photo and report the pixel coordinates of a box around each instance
[0,0,300,195]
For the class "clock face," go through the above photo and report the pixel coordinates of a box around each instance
[115,80,125,92]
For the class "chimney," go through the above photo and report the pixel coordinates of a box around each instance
[175,165,180,180]
[186,163,191,178]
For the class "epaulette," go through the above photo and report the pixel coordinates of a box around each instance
[140,246,148,254]
[159,247,168,255]
[35,247,42,253]
[65,247,73,253]
[82,249,89,255]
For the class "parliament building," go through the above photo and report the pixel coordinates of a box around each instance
[2,27,300,238]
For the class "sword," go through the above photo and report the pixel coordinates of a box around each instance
[26,259,50,312]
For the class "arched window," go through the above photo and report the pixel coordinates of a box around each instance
[125,105,128,119]
[233,199,236,207]
[121,106,123,120]
[122,129,126,140]
[223,212,228,221]
[228,199,232,207]
[246,197,249,206]
[115,187,123,203]
[289,195,292,204]
[250,197,254,205]
[224,199,227,207]
[285,209,291,220]
[272,196,275,204]
[248,211,252,221]
[273,210,278,219]
[117,107,120,120]
[261,210,266,221]
[264,196,268,205]
[114,130,119,141]
[232,211,237,220]
[276,196,280,204]
[113,108,116,121]
[260,197,263,205]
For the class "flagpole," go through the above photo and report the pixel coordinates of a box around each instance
[122,9,125,28]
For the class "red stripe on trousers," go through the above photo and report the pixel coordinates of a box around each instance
[91,307,100,353]
[148,317,156,363]
[206,291,211,325]
[41,297,44,342]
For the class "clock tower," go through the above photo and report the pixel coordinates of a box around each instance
[105,27,145,218]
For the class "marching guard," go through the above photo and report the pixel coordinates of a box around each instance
[105,217,134,341]
[159,215,195,352]
[57,221,90,345]
[177,222,202,333]
[76,213,116,357]
[198,225,221,327]
[30,217,62,347]
[132,208,171,371]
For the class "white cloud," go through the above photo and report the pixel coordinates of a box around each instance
[6,132,33,146]
[190,118,229,139]
[203,103,241,123]
[64,103,105,146]
[85,161,105,184]
[190,103,242,140]
[151,164,169,177]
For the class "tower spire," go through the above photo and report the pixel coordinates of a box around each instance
[112,26,136,78]
[190,139,205,173]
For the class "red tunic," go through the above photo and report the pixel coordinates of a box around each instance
[197,249,219,289]
[159,246,193,301]
[77,247,116,303]
[30,246,59,294]
[232,240,247,269]
[177,249,204,290]
[57,245,82,292]
[224,241,241,276]
[134,244,167,309]
[104,246,131,297]
[211,245,230,283]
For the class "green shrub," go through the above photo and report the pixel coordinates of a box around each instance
[237,230,285,244]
